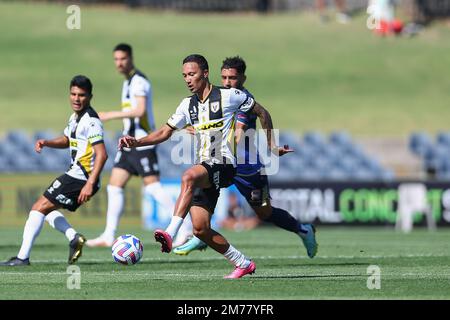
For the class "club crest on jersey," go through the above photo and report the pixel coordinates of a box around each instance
[210,102,220,113]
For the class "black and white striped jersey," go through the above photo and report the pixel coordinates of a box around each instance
[121,69,155,151]
[63,106,104,181]
[167,86,255,166]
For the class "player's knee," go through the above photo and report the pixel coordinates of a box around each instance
[181,171,196,187]
[193,226,209,239]
[31,200,51,215]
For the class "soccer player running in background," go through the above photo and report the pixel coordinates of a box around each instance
[0,76,108,266]
[87,43,175,247]
[119,54,286,278]
[173,56,318,258]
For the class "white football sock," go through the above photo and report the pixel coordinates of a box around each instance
[17,210,45,260]
[103,185,125,240]
[172,214,193,247]
[224,244,251,269]
[165,216,184,239]
[45,210,77,241]
[144,182,175,213]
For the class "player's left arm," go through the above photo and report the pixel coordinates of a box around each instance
[99,96,146,121]
[251,102,293,157]
[78,142,108,204]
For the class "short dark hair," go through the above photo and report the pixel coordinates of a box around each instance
[70,75,93,95]
[221,56,246,75]
[114,43,133,57]
[183,54,209,71]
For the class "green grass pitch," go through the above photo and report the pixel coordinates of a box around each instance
[1,226,450,299]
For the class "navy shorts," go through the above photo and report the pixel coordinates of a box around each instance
[233,172,271,207]
[113,147,160,177]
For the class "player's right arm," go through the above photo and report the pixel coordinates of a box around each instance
[35,136,69,153]
[99,96,146,121]
[119,124,174,149]
[119,99,190,149]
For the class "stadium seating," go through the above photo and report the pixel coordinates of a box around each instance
[0,129,394,181]
[410,131,450,180]
[272,130,394,182]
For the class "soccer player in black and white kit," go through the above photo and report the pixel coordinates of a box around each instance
[87,44,175,247]
[119,54,287,279]
[0,75,108,266]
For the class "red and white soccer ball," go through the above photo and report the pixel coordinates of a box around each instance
[112,234,144,265]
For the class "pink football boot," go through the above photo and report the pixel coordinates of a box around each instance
[224,261,256,279]
[154,229,173,253]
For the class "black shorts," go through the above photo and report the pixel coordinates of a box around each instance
[43,174,99,212]
[192,162,236,213]
[113,147,160,177]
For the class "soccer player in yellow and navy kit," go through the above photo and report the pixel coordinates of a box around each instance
[0,75,108,266]
[174,56,318,258]
[119,54,287,278]
[87,43,175,247]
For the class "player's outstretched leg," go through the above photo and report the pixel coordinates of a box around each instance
[173,236,207,255]
[0,210,45,267]
[298,223,318,258]
[68,233,86,264]
[261,206,318,258]
[191,206,255,279]
[222,245,256,279]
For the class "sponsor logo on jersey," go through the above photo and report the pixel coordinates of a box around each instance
[121,102,132,110]
[189,106,198,121]
[70,140,78,147]
[196,120,224,131]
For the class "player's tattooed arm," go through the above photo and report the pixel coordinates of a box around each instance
[251,102,293,157]
[252,102,274,133]
[35,136,69,153]
[252,102,275,149]
[118,124,175,149]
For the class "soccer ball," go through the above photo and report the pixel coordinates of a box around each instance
[112,234,144,265]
